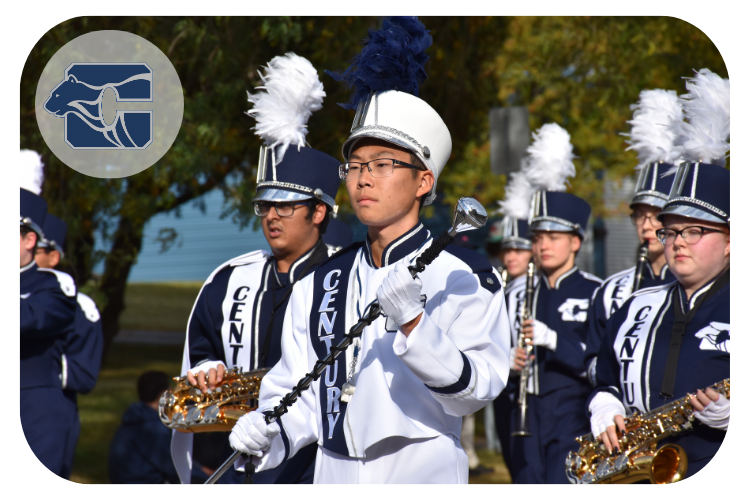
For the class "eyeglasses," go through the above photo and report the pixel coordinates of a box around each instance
[656,226,728,246]
[338,158,427,181]
[630,213,660,226]
[253,201,310,218]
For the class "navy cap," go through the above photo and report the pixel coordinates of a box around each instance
[500,216,532,251]
[631,162,674,209]
[40,214,67,257]
[323,219,354,251]
[530,191,591,239]
[20,188,47,238]
[658,162,729,226]
[253,146,341,211]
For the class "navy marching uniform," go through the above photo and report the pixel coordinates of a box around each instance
[172,53,342,483]
[20,188,78,477]
[584,162,676,385]
[512,191,602,484]
[37,214,104,478]
[589,162,730,479]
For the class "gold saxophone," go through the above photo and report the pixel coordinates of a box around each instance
[159,367,269,433]
[565,378,729,484]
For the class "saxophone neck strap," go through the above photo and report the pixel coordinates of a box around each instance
[660,268,730,399]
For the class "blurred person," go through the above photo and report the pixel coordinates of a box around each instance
[109,371,181,483]
[34,213,103,479]
[584,89,679,386]
[228,17,510,484]
[323,218,354,254]
[172,53,341,484]
[20,150,78,478]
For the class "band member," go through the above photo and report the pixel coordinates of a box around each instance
[171,53,342,484]
[20,150,78,477]
[584,89,680,385]
[34,213,104,479]
[588,69,729,480]
[493,168,535,481]
[323,218,354,254]
[509,124,602,484]
[228,17,511,484]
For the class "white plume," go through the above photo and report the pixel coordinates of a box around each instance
[246,53,326,164]
[498,167,535,220]
[624,89,683,168]
[522,123,576,191]
[19,149,44,195]
[669,68,730,168]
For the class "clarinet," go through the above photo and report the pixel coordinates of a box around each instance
[205,197,488,484]
[512,261,535,437]
[632,241,650,292]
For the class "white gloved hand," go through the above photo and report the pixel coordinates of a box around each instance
[229,411,281,457]
[589,392,626,438]
[693,394,730,431]
[531,320,557,350]
[377,262,423,328]
[188,360,226,378]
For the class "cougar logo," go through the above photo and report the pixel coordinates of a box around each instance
[695,322,730,353]
[558,298,589,322]
[44,63,153,149]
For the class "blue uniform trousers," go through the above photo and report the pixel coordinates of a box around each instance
[512,386,590,484]
[21,387,77,477]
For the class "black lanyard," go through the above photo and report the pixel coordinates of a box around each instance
[258,240,328,367]
[660,269,730,398]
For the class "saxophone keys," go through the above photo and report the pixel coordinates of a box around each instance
[186,406,202,423]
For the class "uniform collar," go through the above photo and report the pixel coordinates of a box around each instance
[20,260,36,274]
[644,261,670,280]
[272,238,327,285]
[542,265,578,290]
[676,269,727,312]
[363,222,429,269]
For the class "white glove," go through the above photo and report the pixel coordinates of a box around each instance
[188,360,226,378]
[377,262,423,328]
[693,394,730,431]
[228,411,281,457]
[589,392,626,438]
[531,320,557,350]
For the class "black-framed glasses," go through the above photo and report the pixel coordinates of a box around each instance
[253,201,310,218]
[630,212,660,226]
[338,158,427,181]
[656,226,728,246]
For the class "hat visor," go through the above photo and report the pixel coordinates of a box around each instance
[657,204,726,225]
[630,194,667,209]
[20,218,44,238]
[501,238,532,251]
[252,188,313,203]
[530,219,585,239]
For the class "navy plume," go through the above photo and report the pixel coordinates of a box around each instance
[326,16,432,110]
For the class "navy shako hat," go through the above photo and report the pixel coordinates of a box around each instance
[630,162,675,209]
[247,53,341,212]
[323,218,354,251]
[39,213,68,257]
[254,146,341,210]
[20,188,47,238]
[658,162,729,226]
[500,216,532,251]
[530,191,591,239]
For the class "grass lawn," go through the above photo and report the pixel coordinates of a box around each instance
[119,282,203,331]
[68,282,511,484]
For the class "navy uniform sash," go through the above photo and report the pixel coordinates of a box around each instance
[308,245,362,456]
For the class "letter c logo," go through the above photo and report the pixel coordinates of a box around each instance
[323,270,341,291]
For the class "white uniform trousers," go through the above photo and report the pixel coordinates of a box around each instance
[313,434,469,484]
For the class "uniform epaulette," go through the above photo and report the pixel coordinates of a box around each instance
[37,267,77,297]
[579,270,604,284]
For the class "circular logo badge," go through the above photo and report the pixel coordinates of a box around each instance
[35,30,184,178]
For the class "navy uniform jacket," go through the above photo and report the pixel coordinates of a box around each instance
[174,240,331,484]
[63,293,104,395]
[584,264,674,384]
[21,262,77,389]
[528,267,602,396]
[590,276,729,477]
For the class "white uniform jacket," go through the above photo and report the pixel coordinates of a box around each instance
[254,223,512,471]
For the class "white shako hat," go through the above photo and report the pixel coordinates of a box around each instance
[329,17,451,206]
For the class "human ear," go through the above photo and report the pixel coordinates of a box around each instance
[570,234,582,253]
[416,170,434,199]
[312,203,328,225]
[50,250,61,268]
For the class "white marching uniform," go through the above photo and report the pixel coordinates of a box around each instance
[250,224,512,483]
